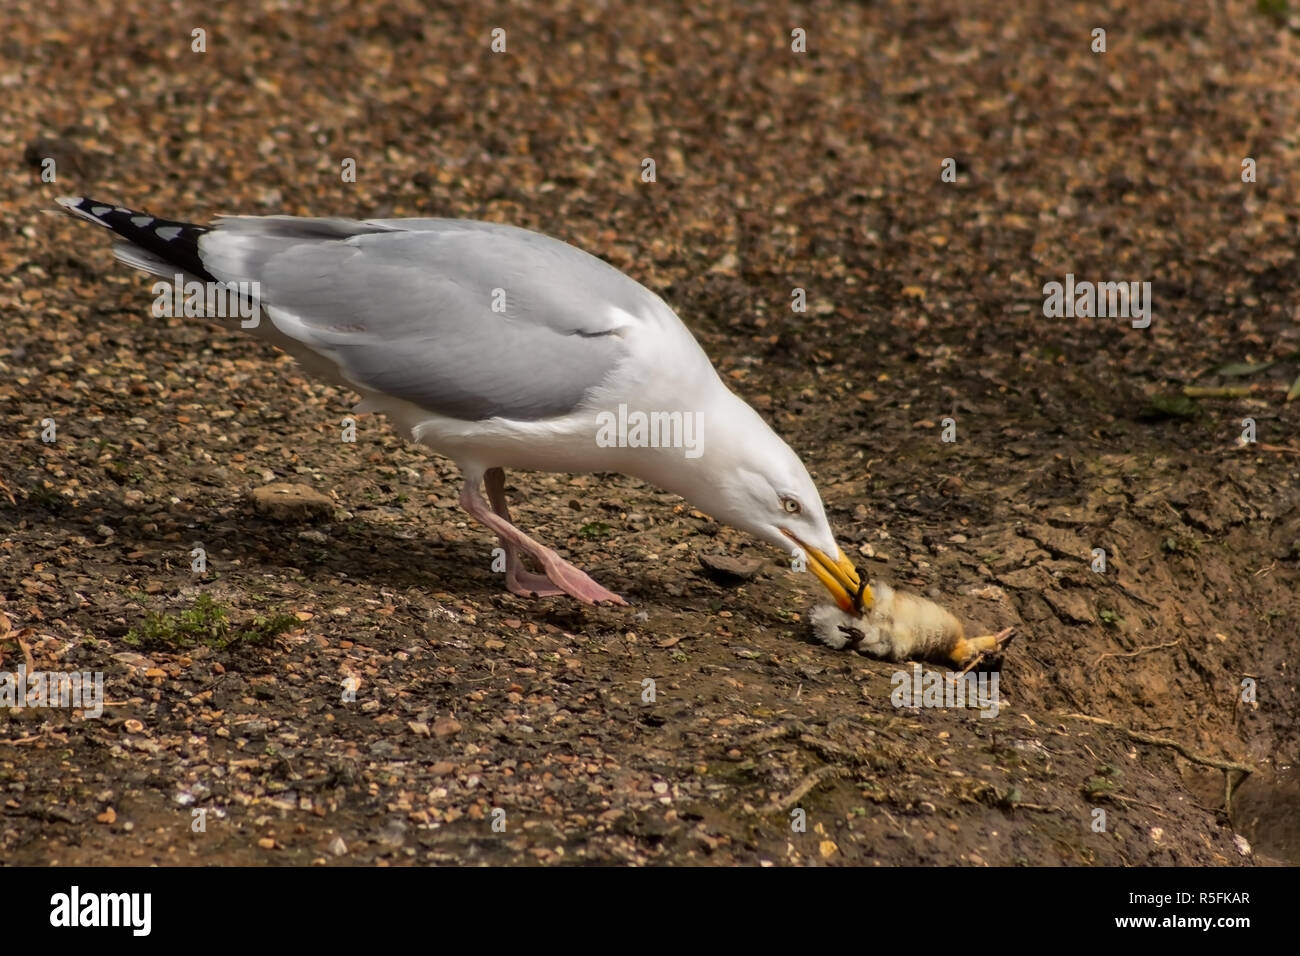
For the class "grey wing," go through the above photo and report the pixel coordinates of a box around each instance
[198,220,648,421]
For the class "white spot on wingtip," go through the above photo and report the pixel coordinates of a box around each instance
[130,216,154,227]
[91,205,110,216]
[154,226,183,241]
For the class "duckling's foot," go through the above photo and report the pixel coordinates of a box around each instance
[949,627,1016,667]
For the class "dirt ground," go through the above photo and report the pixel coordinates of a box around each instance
[2,0,1298,866]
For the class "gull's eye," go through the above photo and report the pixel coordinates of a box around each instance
[781,496,801,515]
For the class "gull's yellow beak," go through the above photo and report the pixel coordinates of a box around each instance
[786,533,873,614]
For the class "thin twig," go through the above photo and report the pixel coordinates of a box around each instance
[0,732,70,745]
[1182,385,1287,398]
[1095,638,1181,666]
[775,766,845,812]
[739,721,809,748]
[1060,712,1253,775]
[1099,793,1171,819]
[1112,580,1161,609]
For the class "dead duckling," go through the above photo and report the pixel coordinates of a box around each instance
[810,582,1014,667]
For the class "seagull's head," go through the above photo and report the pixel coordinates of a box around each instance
[684,398,872,614]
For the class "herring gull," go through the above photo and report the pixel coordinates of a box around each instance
[56,196,868,612]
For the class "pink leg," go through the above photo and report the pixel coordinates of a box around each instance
[464,469,627,606]
[483,468,566,598]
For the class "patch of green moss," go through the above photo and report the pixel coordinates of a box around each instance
[28,485,67,514]
[1258,0,1288,23]
[1138,394,1196,421]
[1161,534,1200,555]
[125,594,298,651]
[1083,764,1124,799]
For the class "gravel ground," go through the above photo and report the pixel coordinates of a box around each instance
[2,0,1299,865]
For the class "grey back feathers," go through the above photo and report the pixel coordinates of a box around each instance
[57,198,655,422]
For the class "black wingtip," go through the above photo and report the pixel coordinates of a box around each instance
[56,196,216,282]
